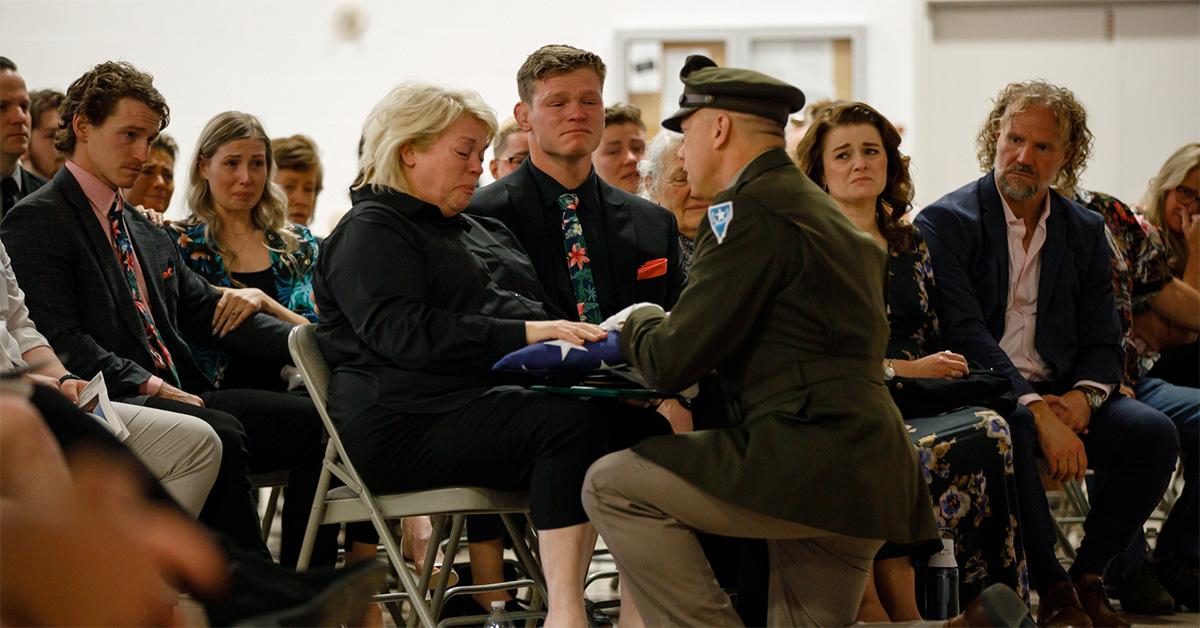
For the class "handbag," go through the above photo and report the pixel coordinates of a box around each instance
[887,367,1015,417]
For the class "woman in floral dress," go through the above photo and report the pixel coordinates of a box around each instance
[167,111,318,391]
[795,101,1028,619]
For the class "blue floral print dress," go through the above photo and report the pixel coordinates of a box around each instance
[168,220,319,388]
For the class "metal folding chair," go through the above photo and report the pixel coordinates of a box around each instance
[287,324,547,628]
[250,471,289,542]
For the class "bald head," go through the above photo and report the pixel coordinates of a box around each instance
[676,108,786,199]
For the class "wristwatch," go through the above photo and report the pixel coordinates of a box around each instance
[1073,385,1105,411]
[58,373,83,384]
[883,359,896,381]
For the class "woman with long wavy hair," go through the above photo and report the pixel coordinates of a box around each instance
[796,101,1027,621]
[168,111,316,390]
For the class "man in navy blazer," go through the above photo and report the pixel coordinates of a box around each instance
[916,81,1178,627]
[468,45,684,322]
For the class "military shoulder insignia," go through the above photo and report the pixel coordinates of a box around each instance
[707,201,733,244]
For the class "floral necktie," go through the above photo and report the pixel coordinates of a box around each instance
[108,199,180,385]
[558,193,602,324]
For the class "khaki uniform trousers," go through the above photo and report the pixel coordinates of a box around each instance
[583,449,882,627]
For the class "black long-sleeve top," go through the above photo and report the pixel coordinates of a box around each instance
[314,186,550,419]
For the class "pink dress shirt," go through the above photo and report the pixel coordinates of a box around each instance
[996,177,1112,407]
[65,161,164,395]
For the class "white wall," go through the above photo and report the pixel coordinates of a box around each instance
[916,1,1200,209]
[3,0,1195,233]
[0,0,918,234]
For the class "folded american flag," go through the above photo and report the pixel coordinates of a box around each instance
[492,332,626,378]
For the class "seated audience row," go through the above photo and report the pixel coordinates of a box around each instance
[1,40,1195,628]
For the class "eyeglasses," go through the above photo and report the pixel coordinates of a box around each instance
[503,152,529,166]
[1175,185,1198,206]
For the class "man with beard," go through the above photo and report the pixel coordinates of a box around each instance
[915,80,1179,627]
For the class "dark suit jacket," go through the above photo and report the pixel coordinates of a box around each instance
[0,166,46,219]
[19,167,47,198]
[0,167,292,398]
[467,159,685,320]
[914,172,1123,398]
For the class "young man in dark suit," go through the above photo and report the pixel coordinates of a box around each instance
[468,45,684,323]
[915,80,1180,628]
[0,57,46,218]
[0,60,333,567]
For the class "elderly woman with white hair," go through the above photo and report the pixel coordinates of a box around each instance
[637,130,710,274]
[313,82,668,627]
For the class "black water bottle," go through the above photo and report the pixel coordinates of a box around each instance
[925,536,960,620]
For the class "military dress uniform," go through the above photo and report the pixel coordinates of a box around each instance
[582,57,938,627]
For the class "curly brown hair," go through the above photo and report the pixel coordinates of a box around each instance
[793,101,915,250]
[975,80,1092,197]
[516,45,606,103]
[56,61,169,155]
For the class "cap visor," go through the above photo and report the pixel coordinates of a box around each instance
[661,106,699,133]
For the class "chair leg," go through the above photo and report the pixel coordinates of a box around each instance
[297,442,338,571]
[261,486,282,542]
[502,513,549,605]
[378,512,438,628]
[429,515,466,620]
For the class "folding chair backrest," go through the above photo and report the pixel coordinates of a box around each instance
[287,324,368,485]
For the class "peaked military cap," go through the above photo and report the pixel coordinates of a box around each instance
[662,55,806,132]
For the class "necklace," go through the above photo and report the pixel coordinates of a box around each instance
[224,228,263,263]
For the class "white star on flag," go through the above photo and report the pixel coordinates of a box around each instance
[544,339,588,360]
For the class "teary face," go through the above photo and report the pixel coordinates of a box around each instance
[200,138,269,214]
[518,68,605,162]
[821,123,887,209]
[402,114,489,217]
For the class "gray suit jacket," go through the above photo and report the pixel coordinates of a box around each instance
[0,167,292,398]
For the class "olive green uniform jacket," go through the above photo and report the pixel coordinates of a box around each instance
[623,148,938,544]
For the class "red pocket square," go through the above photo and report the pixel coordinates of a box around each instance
[636,258,668,280]
[161,265,174,279]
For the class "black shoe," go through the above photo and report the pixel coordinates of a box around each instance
[1112,563,1175,615]
[1154,557,1200,611]
[205,558,386,626]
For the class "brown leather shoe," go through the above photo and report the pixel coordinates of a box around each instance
[1074,576,1130,627]
[1036,582,1093,627]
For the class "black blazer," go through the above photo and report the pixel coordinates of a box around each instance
[467,160,685,320]
[0,167,46,219]
[19,167,47,198]
[0,167,292,398]
[914,172,1123,397]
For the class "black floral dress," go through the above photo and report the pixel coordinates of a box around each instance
[887,227,1030,605]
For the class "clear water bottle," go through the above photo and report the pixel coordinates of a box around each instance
[924,537,961,620]
[484,600,515,628]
